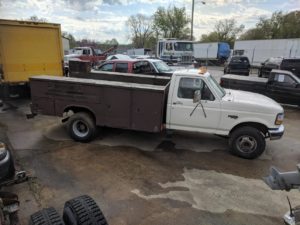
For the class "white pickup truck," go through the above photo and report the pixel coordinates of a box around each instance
[29,68,284,159]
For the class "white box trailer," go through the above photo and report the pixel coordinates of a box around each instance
[127,48,151,56]
[234,39,300,66]
[193,42,230,62]
[194,42,218,59]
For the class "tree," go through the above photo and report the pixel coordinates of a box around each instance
[153,6,190,39]
[62,31,77,48]
[127,14,154,48]
[27,15,47,22]
[201,19,244,47]
[239,10,300,40]
[103,38,119,46]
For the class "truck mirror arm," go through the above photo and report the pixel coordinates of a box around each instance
[190,101,207,118]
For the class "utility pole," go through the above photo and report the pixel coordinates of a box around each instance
[191,1,206,41]
[191,0,195,41]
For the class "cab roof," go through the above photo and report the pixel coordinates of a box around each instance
[173,68,211,77]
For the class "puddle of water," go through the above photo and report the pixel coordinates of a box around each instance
[132,168,300,217]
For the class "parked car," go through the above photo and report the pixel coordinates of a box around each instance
[96,58,174,76]
[224,56,250,76]
[259,57,300,78]
[281,58,300,78]
[258,57,283,78]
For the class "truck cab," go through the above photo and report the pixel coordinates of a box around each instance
[157,39,194,64]
[167,68,284,158]
[266,69,300,105]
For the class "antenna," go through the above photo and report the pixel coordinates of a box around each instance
[287,196,294,217]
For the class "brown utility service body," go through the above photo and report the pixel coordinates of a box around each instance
[30,72,170,133]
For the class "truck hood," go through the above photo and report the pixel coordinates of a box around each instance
[223,89,283,114]
[64,54,81,60]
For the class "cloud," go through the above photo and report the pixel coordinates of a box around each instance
[102,0,122,5]
[192,2,272,39]
[0,0,296,44]
[61,0,99,11]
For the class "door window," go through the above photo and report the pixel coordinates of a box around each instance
[99,63,113,71]
[177,77,214,101]
[115,63,128,73]
[83,49,90,55]
[271,73,297,87]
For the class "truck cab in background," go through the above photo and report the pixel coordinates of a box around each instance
[64,45,117,75]
[157,39,194,64]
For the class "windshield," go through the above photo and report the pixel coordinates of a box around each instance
[207,75,226,98]
[174,42,193,51]
[153,61,173,73]
[74,49,83,55]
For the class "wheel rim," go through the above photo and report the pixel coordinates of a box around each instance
[72,120,89,138]
[236,135,257,153]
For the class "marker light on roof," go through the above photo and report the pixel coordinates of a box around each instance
[198,67,207,74]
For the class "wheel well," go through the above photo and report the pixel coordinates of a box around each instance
[64,106,96,122]
[230,122,268,137]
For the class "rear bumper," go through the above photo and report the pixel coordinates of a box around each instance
[269,125,284,140]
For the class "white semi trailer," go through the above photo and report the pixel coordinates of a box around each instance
[193,42,231,63]
[234,38,300,66]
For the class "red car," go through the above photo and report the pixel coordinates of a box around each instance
[96,58,174,76]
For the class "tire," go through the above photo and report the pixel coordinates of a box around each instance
[258,69,262,77]
[229,126,266,159]
[67,112,97,142]
[63,195,108,225]
[29,207,65,225]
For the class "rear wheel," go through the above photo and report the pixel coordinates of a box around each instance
[29,207,65,225]
[63,195,108,225]
[229,126,265,159]
[67,112,97,142]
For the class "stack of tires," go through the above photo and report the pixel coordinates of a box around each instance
[29,195,108,225]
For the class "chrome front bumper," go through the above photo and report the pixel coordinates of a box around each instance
[269,125,284,140]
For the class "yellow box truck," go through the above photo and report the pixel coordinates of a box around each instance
[0,19,63,98]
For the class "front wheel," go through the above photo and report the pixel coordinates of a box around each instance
[229,126,266,159]
[67,112,97,142]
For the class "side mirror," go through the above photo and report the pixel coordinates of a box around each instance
[261,62,265,66]
[193,90,201,103]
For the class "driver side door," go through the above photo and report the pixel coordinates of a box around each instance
[168,76,221,133]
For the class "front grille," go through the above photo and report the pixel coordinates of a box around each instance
[181,55,193,64]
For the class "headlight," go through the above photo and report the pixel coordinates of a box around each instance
[0,142,8,161]
[275,113,284,125]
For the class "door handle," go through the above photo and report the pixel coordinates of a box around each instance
[173,101,183,105]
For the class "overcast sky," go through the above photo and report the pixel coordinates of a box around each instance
[0,0,299,44]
